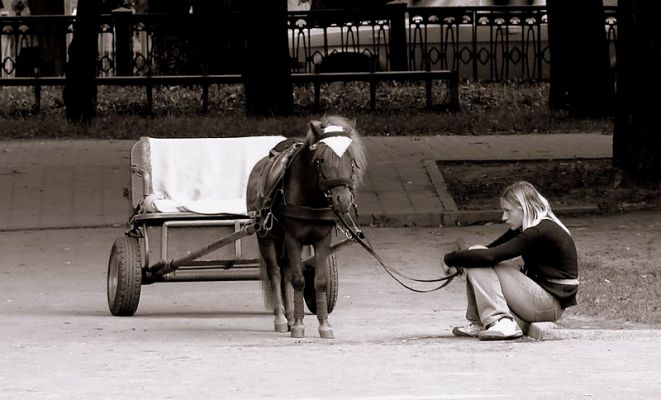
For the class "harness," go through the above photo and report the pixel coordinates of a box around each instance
[260,130,356,226]
[257,129,461,292]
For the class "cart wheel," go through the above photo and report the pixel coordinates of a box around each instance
[303,246,338,315]
[107,236,142,316]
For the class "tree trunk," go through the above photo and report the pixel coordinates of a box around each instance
[191,0,243,74]
[546,0,614,118]
[612,1,661,183]
[243,0,293,116]
[25,0,66,77]
[64,0,101,121]
[148,0,194,75]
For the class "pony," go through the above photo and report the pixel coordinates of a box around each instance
[246,115,366,339]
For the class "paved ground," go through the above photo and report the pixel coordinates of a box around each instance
[5,133,659,399]
[2,223,661,400]
[0,133,612,230]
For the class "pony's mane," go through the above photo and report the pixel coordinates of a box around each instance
[307,116,367,185]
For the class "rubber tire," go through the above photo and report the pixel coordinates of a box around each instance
[107,236,142,316]
[303,246,338,315]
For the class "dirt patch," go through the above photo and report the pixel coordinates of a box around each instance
[438,158,661,212]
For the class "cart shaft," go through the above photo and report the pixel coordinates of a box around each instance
[149,222,259,278]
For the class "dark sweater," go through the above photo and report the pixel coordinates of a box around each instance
[444,219,578,308]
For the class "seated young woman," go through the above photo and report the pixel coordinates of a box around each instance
[442,181,579,341]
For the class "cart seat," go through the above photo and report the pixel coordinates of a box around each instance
[131,136,286,216]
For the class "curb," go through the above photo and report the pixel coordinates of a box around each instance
[527,322,661,341]
[423,159,459,227]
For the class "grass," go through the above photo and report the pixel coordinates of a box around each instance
[576,259,661,325]
[0,80,612,139]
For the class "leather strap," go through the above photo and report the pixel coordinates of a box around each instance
[277,203,337,221]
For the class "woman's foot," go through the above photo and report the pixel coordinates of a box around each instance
[478,317,523,341]
[452,321,483,337]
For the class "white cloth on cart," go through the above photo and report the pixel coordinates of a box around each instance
[146,136,286,214]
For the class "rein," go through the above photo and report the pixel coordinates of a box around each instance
[333,209,462,293]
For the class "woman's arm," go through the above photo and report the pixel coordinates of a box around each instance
[487,228,520,248]
[444,227,539,268]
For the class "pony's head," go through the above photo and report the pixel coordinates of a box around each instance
[306,115,367,213]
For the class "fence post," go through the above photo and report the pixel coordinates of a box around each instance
[113,7,133,76]
[471,9,478,81]
[387,2,407,71]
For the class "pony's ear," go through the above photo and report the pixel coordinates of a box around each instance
[309,120,323,138]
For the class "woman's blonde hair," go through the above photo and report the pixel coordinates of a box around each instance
[500,181,570,234]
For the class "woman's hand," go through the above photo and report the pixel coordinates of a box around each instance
[441,237,466,276]
[440,260,461,277]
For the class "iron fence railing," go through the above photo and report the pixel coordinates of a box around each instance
[408,6,550,80]
[405,6,618,80]
[0,5,617,82]
[0,14,74,77]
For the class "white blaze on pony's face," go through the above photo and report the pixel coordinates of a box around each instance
[320,126,353,157]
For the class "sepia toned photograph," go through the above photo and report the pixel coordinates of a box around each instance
[1,0,659,399]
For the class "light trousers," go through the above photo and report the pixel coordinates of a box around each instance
[464,259,564,330]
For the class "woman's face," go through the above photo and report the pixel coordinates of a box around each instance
[501,199,524,230]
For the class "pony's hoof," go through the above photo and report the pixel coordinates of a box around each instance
[319,328,335,339]
[274,323,289,333]
[291,326,305,338]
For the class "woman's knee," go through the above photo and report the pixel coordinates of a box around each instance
[493,261,522,276]
[464,265,495,281]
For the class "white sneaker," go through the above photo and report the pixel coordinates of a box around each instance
[478,317,523,341]
[452,321,483,337]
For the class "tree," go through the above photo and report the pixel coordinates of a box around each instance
[243,0,293,116]
[147,0,193,75]
[612,1,661,183]
[191,0,243,74]
[64,0,102,121]
[546,0,614,118]
[22,0,66,77]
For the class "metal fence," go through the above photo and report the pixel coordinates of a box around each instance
[0,5,617,82]
[405,6,618,80]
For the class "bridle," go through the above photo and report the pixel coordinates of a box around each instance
[314,157,357,212]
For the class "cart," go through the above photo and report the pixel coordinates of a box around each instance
[107,136,348,317]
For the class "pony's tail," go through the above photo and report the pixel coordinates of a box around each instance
[260,258,275,310]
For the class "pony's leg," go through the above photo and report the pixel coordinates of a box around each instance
[284,237,305,338]
[282,267,295,329]
[314,235,334,339]
[259,241,288,333]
